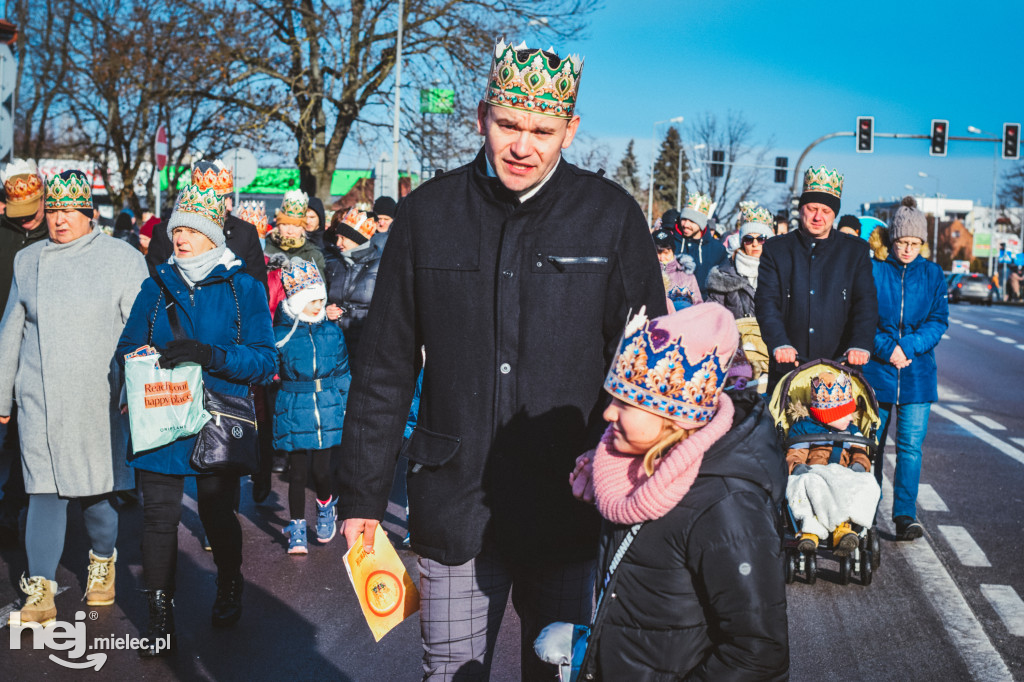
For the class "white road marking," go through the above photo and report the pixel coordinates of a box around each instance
[932,404,1024,466]
[996,336,1016,343]
[887,436,896,449]
[980,585,1024,637]
[978,329,996,336]
[995,317,1018,324]
[963,323,979,329]
[918,484,950,512]
[950,318,964,324]
[886,452,896,468]
[1011,437,1024,449]
[970,415,1006,431]
[937,525,991,567]
[946,404,973,413]
[942,334,951,339]
[878,474,1011,679]
[1017,344,1024,351]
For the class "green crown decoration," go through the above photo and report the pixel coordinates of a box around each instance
[174,183,226,227]
[740,205,774,227]
[45,171,93,211]
[803,166,844,198]
[275,189,308,226]
[684,192,712,216]
[484,39,583,119]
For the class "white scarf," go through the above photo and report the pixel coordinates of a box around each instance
[733,250,760,289]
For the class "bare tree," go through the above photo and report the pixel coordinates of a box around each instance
[185,0,596,199]
[686,111,774,225]
[1000,161,1024,211]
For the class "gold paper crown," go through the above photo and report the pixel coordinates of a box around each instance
[173,183,226,227]
[683,192,712,216]
[803,166,844,198]
[275,190,308,226]
[739,205,774,227]
[192,160,233,196]
[2,159,44,215]
[341,207,377,240]
[484,39,583,119]
[236,200,269,237]
[44,171,93,211]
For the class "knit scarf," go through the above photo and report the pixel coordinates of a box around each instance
[733,250,760,289]
[269,230,306,251]
[173,244,228,285]
[592,394,735,524]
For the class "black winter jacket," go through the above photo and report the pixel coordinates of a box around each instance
[582,391,789,681]
[706,258,756,318]
[755,228,877,386]
[146,214,269,294]
[337,150,668,565]
[0,214,48,312]
[672,229,727,297]
[322,240,381,364]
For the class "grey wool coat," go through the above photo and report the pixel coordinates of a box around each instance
[0,228,148,496]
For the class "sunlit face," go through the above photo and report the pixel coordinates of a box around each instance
[476,102,579,193]
[337,234,362,251]
[46,209,93,244]
[828,413,854,431]
[741,234,766,258]
[679,218,702,239]
[277,221,305,241]
[775,221,788,235]
[892,237,923,264]
[657,248,675,264]
[603,398,677,456]
[303,299,325,316]
[376,215,393,232]
[172,227,216,259]
[800,203,835,239]
[305,209,319,232]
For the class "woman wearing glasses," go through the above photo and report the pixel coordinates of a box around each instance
[862,197,948,540]
[706,206,775,319]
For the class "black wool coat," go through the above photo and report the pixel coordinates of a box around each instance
[581,391,789,681]
[755,228,877,385]
[0,214,48,312]
[322,241,382,365]
[336,150,668,566]
[146,214,269,294]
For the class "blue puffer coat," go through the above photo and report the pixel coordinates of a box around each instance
[272,305,351,452]
[861,252,948,404]
[117,261,277,475]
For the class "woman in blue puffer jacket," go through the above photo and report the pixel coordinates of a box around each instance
[861,197,948,541]
[272,258,351,555]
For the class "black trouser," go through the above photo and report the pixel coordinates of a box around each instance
[139,470,242,591]
[287,448,333,519]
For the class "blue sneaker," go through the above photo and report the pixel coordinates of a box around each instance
[315,497,338,544]
[284,519,307,555]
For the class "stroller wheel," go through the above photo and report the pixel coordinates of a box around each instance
[785,551,797,584]
[805,552,817,585]
[869,529,881,568]
[839,555,852,585]
[861,551,874,586]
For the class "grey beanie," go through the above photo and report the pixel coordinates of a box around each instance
[679,206,709,230]
[889,196,927,243]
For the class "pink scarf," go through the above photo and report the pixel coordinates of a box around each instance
[592,394,735,524]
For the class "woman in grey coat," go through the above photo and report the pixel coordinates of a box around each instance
[0,170,148,625]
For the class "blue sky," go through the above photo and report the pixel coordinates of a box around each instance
[539,0,1024,214]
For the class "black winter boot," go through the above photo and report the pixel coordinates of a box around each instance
[139,590,175,658]
[211,574,243,627]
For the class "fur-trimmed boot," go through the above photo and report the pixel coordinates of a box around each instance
[84,549,116,606]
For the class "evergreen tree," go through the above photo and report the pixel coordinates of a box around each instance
[612,139,643,202]
[652,126,688,218]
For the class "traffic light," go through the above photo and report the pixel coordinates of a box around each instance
[788,195,800,232]
[774,157,788,184]
[856,116,874,153]
[710,150,724,178]
[930,119,948,157]
[1003,123,1020,160]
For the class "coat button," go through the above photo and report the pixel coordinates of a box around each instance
[500,363,511,374]
[536,261,543,268]
[809,289,814,295]
[503,270,513,279]
[610,592,617,599]
[809,328,815,334]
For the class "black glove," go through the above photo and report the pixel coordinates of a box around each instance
[791,463,811,476]
[159,339,213,368]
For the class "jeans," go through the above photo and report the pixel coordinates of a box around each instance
[26,493,118,580]
[874,402,932,520]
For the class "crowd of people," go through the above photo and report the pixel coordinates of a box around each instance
[0,37,953,680]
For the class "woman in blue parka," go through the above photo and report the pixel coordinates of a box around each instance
[271,257,351,554]
[861,197,948,541]
[117,184,276,656]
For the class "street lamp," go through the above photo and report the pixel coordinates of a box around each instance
[677,143,705,210]
[918,171,941,260]
[647,116,684,223]
[968,125,1000,276]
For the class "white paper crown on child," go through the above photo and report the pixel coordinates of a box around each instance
[236,200,269,237]
[276,190,309,226]
[191,159,234,196]
[809,370,855,423]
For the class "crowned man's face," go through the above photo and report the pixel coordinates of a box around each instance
[477,102,580,194]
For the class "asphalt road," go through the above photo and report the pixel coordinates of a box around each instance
[2,301,1023,681]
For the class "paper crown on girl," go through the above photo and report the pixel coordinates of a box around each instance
[44,170,93,211]
[236,200,269,237]
[276,190,309,226]
[191,160,234,196]
[340,207,377,239]
[739,205,774,228]
[484,39,583,119]
[809,370,855,423]
[604,303,738,428]
[281,257,325,299]
[2,159,45,218]
[802,166,844,198]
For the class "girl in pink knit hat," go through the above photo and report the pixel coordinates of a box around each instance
[565,302,789,680]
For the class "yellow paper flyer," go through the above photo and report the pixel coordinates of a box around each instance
[343,524,420,641]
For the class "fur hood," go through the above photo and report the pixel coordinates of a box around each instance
[676,253,697,274]
[706,261,749,293]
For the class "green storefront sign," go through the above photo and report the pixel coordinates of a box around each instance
[420,88,455,114]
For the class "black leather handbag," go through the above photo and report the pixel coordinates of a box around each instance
[156,277,260,476]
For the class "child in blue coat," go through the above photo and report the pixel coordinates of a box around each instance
[273,258,351,554]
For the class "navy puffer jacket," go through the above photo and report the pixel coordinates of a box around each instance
[272,305,351,452]
[861,252,948,404]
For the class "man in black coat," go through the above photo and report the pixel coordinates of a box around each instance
[755,166,877,389]
[146,161,268,293]
[337,40,667,680]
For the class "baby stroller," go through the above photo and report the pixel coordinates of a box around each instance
[768,358,882,586]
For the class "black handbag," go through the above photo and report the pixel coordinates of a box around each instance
[155,276,260,476]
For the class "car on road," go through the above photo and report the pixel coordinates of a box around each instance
[949,273,996,305]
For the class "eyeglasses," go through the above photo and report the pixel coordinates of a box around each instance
[893,239,923,250]
[742,235,768,244]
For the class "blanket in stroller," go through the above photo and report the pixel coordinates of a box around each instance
[787,463,880,539]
